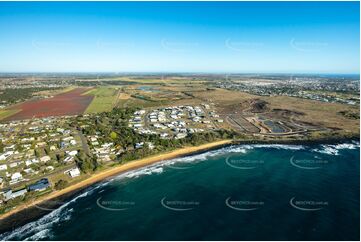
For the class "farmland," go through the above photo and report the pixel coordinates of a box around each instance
[0,75,358,141]
[84,87,120,114]
[0,109,20,120]
[2,88,94,121]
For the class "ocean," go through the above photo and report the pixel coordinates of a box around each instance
[0,142,359,241]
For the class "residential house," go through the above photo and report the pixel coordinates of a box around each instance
[28,178,51,192]
[65,167,80,178]
[40,155,51,163]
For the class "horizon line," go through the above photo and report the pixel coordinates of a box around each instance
[0,71,359,76]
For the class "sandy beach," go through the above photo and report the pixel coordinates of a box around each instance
[0,139,233,222]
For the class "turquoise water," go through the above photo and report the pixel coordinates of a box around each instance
[1,142,359,240]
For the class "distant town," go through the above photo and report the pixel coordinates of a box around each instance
[215,75,359,105]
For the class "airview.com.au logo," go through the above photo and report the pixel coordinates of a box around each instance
[161,197,200,211]
[290,197,328,211]
[96,197,135,211]
[225,197,264,211]
[226,156,264,170]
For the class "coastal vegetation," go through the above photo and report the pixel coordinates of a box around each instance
[54,180,68,190]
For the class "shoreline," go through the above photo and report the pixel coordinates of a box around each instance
[0,139,233,233]
[0,136,359,234]
[232,136,360,146]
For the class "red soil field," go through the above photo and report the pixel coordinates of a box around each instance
[4,88,94,121]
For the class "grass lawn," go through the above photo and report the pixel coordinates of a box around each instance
[84,87,120,113]
[0,109,21,120]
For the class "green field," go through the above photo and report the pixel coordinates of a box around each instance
[84,87,120,113]
[0,109,21,120]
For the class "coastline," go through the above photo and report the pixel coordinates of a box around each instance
[0,139,233,232]
[232,136,360,146]
[0,136,359,234]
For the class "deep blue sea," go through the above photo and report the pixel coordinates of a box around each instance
[1,142,359,241]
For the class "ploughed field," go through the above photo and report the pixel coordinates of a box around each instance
[4,88,94,121]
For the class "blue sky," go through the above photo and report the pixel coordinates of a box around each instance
[0,2,359,74]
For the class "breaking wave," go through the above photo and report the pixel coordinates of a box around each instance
[0,182,108,241]
[113,142,358,180]
[1,141,358,240]
[241,144,305,150]
[312,142,360,156]
[113,143,306,180]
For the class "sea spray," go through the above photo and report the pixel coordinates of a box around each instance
[312,142,360,155]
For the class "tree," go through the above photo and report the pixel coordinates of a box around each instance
[56,152,65,162]
[34,149,40,158]
[110,131,118,140]
[75,151,99,173]
[55,180,68,190]
[44,146,50,155]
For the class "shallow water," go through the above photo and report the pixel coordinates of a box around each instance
[1,142,359,240]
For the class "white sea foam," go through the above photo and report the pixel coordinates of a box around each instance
[259,144,305,150]
[124,166,164,178]
[25,228,51,241]
[112,143,306,180]
[0,207,72,241]
[312,142,360,156]
[0,183,102,241]
[117,142,353,179]
[1,141,357,240]
[245,144,305,150]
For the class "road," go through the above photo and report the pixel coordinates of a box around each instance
[77,130,91,156]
